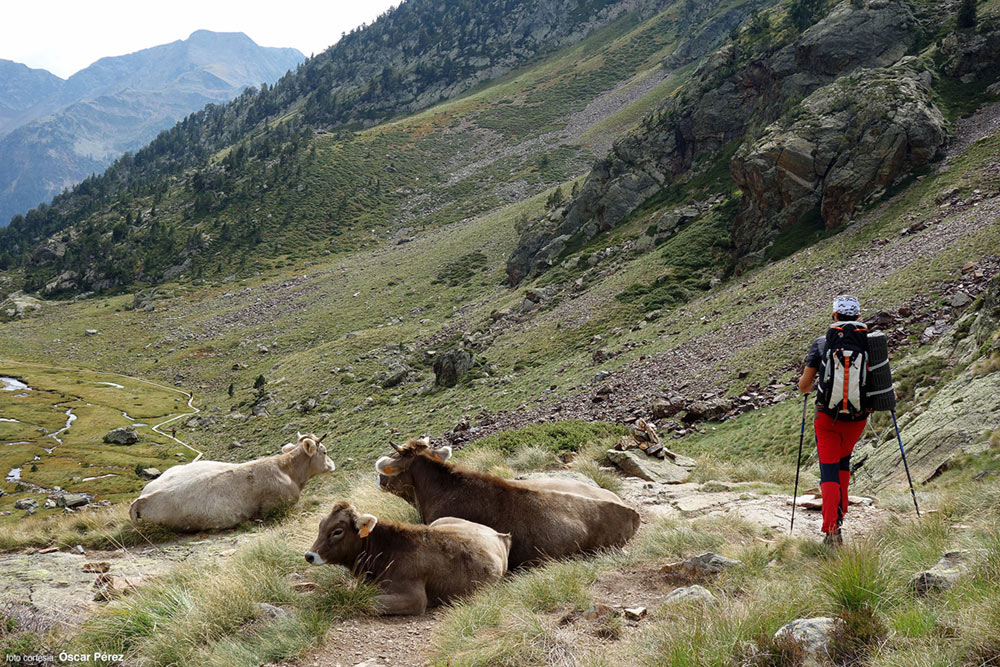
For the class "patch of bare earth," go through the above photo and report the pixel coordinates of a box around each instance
[276,610,443,667]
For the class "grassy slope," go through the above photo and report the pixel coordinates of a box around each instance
[0,362,193,525]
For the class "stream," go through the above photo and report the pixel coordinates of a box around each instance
[1,376,30,392]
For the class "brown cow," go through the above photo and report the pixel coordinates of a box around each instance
[305,501,510,615]
[375,437,641,568]
[130,432,334,531]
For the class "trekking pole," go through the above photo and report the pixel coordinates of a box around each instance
[890,410,921,520]
[790,394,808,535]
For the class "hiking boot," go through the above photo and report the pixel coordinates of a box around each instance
[823,532,843,548]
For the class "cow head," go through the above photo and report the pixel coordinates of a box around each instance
[305,501,377,566]
[375,436,451,501]
[292,432,336,475]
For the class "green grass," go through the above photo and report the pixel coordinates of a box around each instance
[0,362,193,530]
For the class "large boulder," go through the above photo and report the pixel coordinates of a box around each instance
[606,448,692,484]
[731,58,946,257]
[376,361,411,389]
[851,355,1000,493]
[433,349,474,388]
[1,291,44,319]
[103,426,139,446]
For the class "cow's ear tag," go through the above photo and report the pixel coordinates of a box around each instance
[376,456,400,476]
[358,514,378,538]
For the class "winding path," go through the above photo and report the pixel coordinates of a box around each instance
[0,358,202,462]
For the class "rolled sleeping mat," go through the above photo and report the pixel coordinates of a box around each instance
[867,331,896,411]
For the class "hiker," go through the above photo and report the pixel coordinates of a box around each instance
[171,427,177,439]
[798,295,869,547]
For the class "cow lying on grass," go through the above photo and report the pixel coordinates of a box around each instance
[129,432,334,531]
[305,501,510,615]
[376,437,640,568]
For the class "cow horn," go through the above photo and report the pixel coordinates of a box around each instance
[389,441,402,452]
[317,433,329,444]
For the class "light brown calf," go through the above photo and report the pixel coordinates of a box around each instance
[305,501,510,615]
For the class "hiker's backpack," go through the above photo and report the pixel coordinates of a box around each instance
[817,321,871,419]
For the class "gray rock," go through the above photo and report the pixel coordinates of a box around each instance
[58,494,88,508]
[433,349,474,388]
[910,551,975,595]
[950,291,973,308]
[84,329,99,336]
[103,426,139,445]
[683,398,729,422]
[377,362,411,389]
[139,468,162,480]
[774,617,841,664]
[14,498,38,510]
[505,0,922,284]
[259,602,291,620]
[43,498,58,509]
[606,449,692,484]
[665,552,744,577]
[665,584,716,604]
[228,440,243,450]
[652,397,683,419]
[732,58,946,255]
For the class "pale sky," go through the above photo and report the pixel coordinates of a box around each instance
[2,0,400,79]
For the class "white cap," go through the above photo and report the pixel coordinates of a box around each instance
[833,295,860,317]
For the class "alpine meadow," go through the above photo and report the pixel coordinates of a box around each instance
[2,0,1000,665]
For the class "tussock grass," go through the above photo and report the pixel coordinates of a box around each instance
[0,504,178,552]
[817,540,896,613]
[430,558,599,666]
[572,457,623,494]
[75,532,377,666]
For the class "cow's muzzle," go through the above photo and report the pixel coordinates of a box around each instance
[304,551,325,565]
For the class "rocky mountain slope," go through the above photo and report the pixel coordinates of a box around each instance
[0,31,303,226]
[507,0,999,282]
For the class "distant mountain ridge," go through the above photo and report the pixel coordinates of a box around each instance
[0,30,303,225]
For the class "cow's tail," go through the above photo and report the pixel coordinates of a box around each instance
[128,497,143,523]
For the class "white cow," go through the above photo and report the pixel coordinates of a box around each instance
[129,432,334,531]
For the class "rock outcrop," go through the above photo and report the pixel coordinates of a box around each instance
[507,0,925,284]
[731,58,946,255]
[433,349,474,387]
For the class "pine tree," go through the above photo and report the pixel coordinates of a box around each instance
[254,375,267,390]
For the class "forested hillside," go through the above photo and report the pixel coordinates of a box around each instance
[0,0,675,292]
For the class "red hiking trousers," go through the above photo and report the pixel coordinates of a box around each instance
[814,411,866,534]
